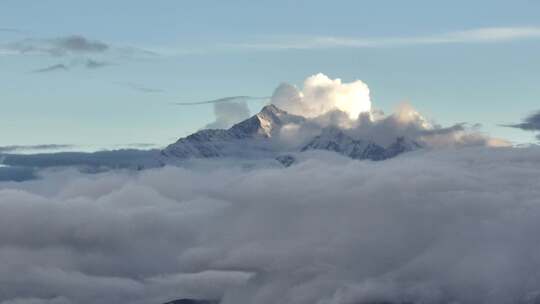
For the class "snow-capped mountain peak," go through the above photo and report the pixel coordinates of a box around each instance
[255,105,283,137]
[226,104,305,139]
[162,104,421,163]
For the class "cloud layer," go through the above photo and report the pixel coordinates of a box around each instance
[2,146,540,304]
[271,73,372,119]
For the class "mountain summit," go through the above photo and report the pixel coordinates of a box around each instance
[228,104,305,139]
[162,104,421,164]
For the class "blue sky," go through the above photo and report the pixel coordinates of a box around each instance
[1,0,540,148]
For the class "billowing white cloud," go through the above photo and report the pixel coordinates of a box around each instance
[271,73,372,119]
[1,146,540,303]
[269,75,507,149]
[355,103,510,148]
[271,99,508,149]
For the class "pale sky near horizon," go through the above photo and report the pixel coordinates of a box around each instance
[1,0,540,149]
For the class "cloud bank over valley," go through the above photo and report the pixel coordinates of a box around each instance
[2,147,540,303]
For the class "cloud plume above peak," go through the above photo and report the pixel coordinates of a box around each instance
[272,73,371,119]
[267,74,507,149]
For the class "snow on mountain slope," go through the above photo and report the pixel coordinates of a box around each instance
[229,104,305,138]
[161,105,305,159]
[300,127,387,161]
[162,104,421,163]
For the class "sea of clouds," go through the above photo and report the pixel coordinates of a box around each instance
[2,146,540,304]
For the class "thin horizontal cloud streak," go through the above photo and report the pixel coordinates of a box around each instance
[173,96,270,106]
[54,35,108,53]
[0,144,74,153]
[119,143,160,149]
[0,28,24,34]
[229,26,540,50]
[85,59,110,69]
[1,35,156,59]
[32,64,69,73]
[115,82,164,93]
[6,35,109,56]
[30,59,111,73]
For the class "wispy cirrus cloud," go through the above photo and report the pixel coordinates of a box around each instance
[173,96,270,106]
[32,63,69,73]
[101,26,540,57]
[0,27,24,34]
[5,35,109,56]
[0,34,157,73]
[0,144,75,153]
[84,59,111,69]
[1,34,156,58]
[115,82,164,93]
[3,34,153,73]
[5,27,539,59]
[32,59,111,73]
[228,26,540,50]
